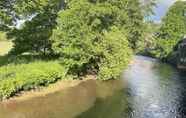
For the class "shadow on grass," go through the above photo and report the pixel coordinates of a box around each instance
[0,54,59,67]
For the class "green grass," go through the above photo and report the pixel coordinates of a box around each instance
[0,61,67,100]
[0,41,70,100]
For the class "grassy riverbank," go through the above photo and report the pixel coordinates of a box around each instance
[0,41,68,100]
[0,38,131,100]
[0,0,147,101]
[0,61,67,100]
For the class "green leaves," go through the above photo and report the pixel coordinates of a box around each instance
[51,0,134,80]
[98,28,132,80]
[6,0,64,55]
[152,1,186,59]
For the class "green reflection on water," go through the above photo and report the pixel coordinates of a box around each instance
[0,79,126,118]
[77,89,130,118]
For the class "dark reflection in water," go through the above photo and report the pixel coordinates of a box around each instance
[79,56,186,118]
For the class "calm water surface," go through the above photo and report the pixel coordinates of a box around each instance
[1,56,186,118]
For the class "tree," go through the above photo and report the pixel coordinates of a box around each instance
[152,1,186,59]
[141,0,157,17]
[3,0,65,55]
[8,11,56,55]
[51,0,138,79]
[124,0,145,50]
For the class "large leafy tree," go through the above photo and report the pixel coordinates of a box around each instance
[0,0,65,55]
[51,0,147,79]
[153,1,186,59]
[125,0,144,50]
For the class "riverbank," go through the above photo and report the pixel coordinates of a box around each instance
[0,76,124,118]
[1,76,95,102]
[0,78,97,118]
[0,38,132,100]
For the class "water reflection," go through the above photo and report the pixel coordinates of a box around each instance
[123,56,186,118]
[2,56,186,118]
[0,80,97,118]
[80,56,186,118]
[0,79,124,118]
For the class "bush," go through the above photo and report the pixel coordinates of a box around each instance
[98,28,132,80]
[51,0,133,80]
[0,61,67,100]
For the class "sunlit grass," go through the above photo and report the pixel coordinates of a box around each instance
[0,41,13,56]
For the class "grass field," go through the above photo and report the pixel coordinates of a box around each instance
[0,41,13,56]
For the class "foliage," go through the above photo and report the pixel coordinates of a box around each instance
[98,28,132,80]
[51,0,133,80]
[8,12,56,55]
[141,0,157,17]
[152,1,186,60]
[0,61,67,100]
[0,0,64,26]
[0,0,156,100]
[139,21,160,55]
[1,0,65,55]
[0,32,7,41]
[1,0,145,55]
[124,0,145,50]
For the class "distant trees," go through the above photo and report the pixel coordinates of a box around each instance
[152,1,186,60]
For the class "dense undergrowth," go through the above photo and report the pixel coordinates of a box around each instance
[0,60,67,100]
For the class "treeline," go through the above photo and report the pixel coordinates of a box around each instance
[147,1,186,64]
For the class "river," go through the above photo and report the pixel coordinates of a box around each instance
[1,55,186,118]
[79,56,186,118]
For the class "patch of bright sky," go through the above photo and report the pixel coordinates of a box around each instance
[151,0,176,23]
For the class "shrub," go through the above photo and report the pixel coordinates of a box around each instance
[98,28,132,80]
[0,61,67,100]
[51,0,133,80]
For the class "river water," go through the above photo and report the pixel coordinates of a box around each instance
[1,56,186,118]
[79,56,186,118]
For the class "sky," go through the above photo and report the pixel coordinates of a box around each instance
[151,0,176,22]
